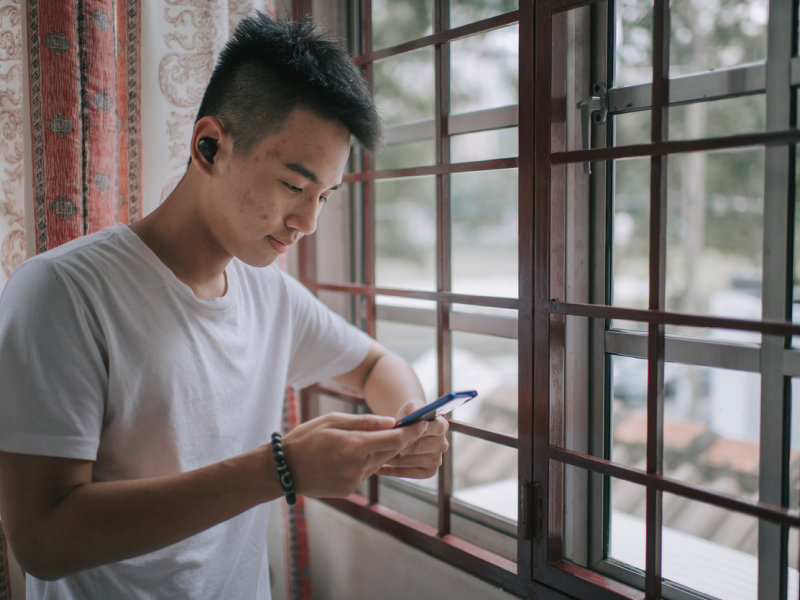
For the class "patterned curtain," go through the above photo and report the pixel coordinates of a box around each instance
[0,2,314,600]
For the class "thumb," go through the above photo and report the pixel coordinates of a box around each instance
[325,412,397,431]
[395,399,426,419]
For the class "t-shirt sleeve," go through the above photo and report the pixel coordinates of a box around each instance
[0,259,108,460]
[282,273,371,390]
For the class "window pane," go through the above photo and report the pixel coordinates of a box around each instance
[669,0,767,79]
[661,493,758,600]
[665,148,764,331]
[614,0,653,87]
[614,110,651,147]
[452,432,517,520]
[668,95,766,141]
[611,157,650,320]
[612,356,761,500]
[451,169,518,298]
[375,139,435,171]
[451,331,517,434]
[608,477,646,568]
[315,184,358,284]
[371,0,432,51]
[450,0,518,29]
[615,0,768,85]
[375,176,436,291]
[450,127,518,164]
[450,25,518,115]
[376,313,438,491]
[374,49,435,127]
[793,144,800,347]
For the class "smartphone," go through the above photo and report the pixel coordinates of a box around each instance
[393,390,478,428]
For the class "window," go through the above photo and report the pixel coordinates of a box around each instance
[297,0,800,598]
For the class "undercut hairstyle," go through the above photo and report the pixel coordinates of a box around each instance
[194,13,382,159]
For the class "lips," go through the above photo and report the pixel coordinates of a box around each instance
[268,236,291,254]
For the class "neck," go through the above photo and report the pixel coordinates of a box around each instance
[129,169,231,300]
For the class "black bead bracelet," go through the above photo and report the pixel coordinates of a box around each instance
[271,432,297,505]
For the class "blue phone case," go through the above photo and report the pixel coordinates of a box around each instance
[393,390,478,428]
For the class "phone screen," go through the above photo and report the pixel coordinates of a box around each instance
[393,390,478,428]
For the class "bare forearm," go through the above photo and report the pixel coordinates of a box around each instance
[22,448,279,580]
[362,351,425,417]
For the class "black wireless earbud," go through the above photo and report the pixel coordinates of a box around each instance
[198,137,218,162]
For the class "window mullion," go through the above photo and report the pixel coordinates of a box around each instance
[434,0,454,538]
[758,0,796,597]
[644,1,670,598]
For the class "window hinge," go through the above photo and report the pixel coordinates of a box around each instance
[576,82,608,174]
[520,480,542,541]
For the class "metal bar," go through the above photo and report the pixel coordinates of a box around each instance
[384,105,518,146]
[447,419,519,449]
[319,496,606,600]
[434,0,453,538]
[551,300,800,336]
[604,330,761,373]
[342,157,518,182]
[550,128,800,165]
[607,62,766,115]
[531,0,552,582]
[517,0,536,582]
[306,281,519,309]
[549,446,800,529]
[758,0,795,596]
[354,10,519,65]
[645,1,669,596]
[359,0,379,508]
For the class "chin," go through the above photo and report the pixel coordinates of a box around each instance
[237,252,279,269]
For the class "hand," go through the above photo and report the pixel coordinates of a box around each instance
[377,400,449,479]
[280,412,428,498]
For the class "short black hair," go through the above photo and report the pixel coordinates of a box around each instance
[194,13,382,158]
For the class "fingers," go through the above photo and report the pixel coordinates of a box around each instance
[322,412,397,431]
[425,415,449,437]
[392,434,449,457]
[395,399,426,420]
[353,420,428,453]
[377,465,438,479]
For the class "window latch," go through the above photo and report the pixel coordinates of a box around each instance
[520,480,542,541]
[576,83,608,174]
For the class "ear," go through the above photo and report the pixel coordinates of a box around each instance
[189,116,230,176]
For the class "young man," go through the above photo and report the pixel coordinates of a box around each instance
[0,14,448,599]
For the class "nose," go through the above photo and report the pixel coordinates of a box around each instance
[286,194,321,236]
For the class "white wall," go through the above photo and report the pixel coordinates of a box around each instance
[268,499,523,600]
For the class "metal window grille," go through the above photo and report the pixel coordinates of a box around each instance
[295,0,800,598]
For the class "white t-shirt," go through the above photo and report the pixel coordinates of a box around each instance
[0,223,371,600]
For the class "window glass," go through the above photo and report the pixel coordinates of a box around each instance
[608,477,646,568]
[372,0,433,51]
[374,49,435,127]
[668,95,765,141]
[615,0,768,86]
[661,493,758,600]
[612,356,761,497]
[375,139,436,171]
[375,176,437,291]
[450,0,518,29]
[450,25,519,115]
[452,432,517,520]
[665,148,764,333]
[611,157,650,322]
[451,169,518,298]
[451,331,517,433]
[450,127,518,164]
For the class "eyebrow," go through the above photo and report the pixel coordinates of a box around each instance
[285,163,342,191]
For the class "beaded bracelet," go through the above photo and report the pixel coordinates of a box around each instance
[271,432,297,505]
